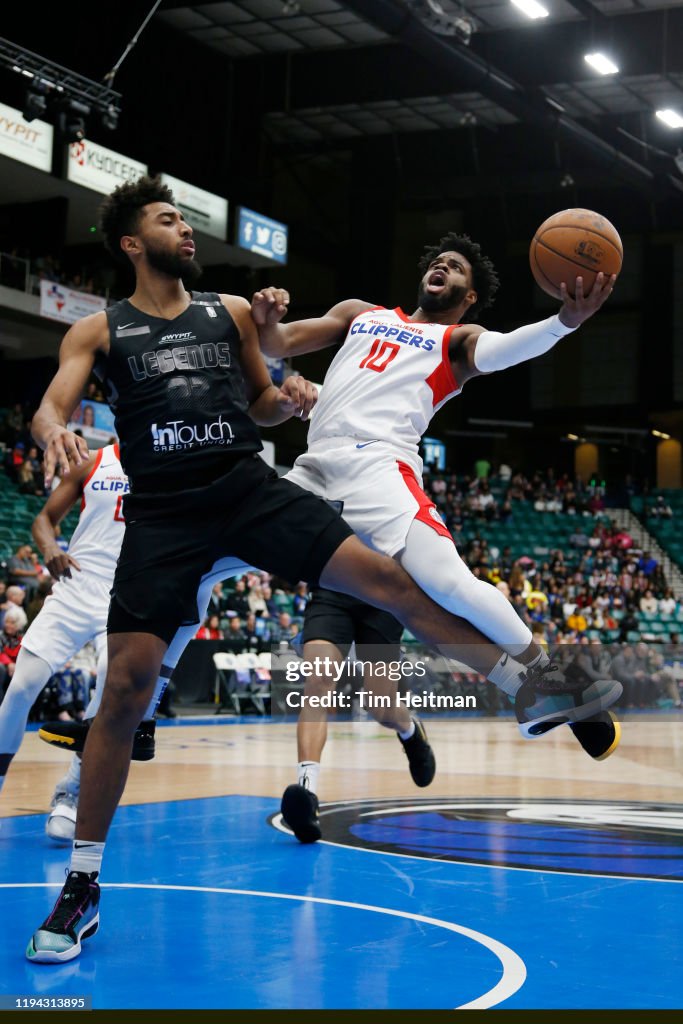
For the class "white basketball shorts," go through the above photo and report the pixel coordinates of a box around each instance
[286,438,452,557]
[21,571,110,674]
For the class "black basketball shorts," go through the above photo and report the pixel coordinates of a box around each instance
[302,587,403,662]
[109,454,353,643]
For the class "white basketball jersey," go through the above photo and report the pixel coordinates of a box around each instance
[67,444,128,578]
[307,307,462,452]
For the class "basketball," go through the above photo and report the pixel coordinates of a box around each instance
[529,208,623,299]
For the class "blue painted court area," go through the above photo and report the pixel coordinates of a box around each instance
[1,795,682,1009]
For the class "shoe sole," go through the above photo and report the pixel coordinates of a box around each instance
[45,817,76,845]
[26,915,99,963]
[570,711,621,761]
[518,680,623,739]
[281,785,321,844]
[38,728,155,762]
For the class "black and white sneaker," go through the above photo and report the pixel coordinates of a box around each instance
[39,718,156,761]
[398,717,436,787]
[281,784,322,844]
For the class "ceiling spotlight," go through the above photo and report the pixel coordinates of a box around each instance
[22,89,47,122]
[101,104,119,131]
[584,52,619,76]
[408,1,476,44]
[652,429,672,440]
[56,98,91,143]
[656,108,683,129]
[510,0,548,20]
[560,173,575,188]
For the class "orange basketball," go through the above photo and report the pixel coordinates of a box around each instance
[529,208,623,299]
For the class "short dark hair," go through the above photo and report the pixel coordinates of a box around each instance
[99,175,176,263]
[418,231,500,318]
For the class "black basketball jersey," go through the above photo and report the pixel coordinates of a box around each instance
[99,291,262,492]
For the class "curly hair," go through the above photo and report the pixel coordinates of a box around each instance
[99,175,176,263]
[418,231,500,318]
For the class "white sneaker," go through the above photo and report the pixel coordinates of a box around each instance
[45,791,78,844]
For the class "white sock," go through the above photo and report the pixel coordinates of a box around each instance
[398,721,415,741]
[297,761,320,795]
[70,840,105,876]
[488,654,525,698]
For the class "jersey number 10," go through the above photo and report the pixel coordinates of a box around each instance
[359,339,401,373]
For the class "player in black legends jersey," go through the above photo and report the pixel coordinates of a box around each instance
[24,177,607,962]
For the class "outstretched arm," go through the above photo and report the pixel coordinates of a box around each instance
[32,457,96,580]
[222,294,319,425]
[450,273,616,386]
[32,312,109,485]
[251,287,371,358]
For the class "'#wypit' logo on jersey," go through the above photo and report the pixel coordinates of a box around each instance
[151,416,234,451]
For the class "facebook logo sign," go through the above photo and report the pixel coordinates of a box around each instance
[236,206,288,265]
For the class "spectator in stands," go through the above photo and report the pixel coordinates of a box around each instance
[648,495,673,520]
[291,582,309,618]
[567,608,588,633]
[206,583,227,620]
[1,403,25,447]
[260,583,278,619]
[247,583,269,618]
[648,649,682,707]
[224,616,247,654]
[7,545,40,599]
[195,614,224,640]
[474,457,491,480]
[659,589,677,617]
[0,586,26,630]
[0,607,25,695]
[268,611,299,647]
[26,578,51,626]
[4,441,26,483]
[243,612,266,654]
[51,659,90,723]
[224,578,250,618]
[638,551,658,577]
[640,590,659,615]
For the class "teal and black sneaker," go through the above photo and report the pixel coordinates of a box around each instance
[26,871,100,963]
[515,662,622,739]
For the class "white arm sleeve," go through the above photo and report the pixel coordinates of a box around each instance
[472,313,576,374]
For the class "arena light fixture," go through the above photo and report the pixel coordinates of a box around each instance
[510,0,549,20]
[566,433,579,441]
[652,429,671,440]
[584,52,619,76]
[656,109,683,129]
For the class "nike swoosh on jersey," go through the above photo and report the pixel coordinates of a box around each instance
[355,440,379,449]
[117,322,135,329]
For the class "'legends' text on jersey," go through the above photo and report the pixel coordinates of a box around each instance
[100,293,262,491]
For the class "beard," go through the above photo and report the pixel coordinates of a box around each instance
[417,281,470,315]
[146,240,203,286]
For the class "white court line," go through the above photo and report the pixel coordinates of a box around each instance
[2,882,526,1010]
[270,807,683,885]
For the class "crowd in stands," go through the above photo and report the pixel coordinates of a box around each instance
[0,401,681,714]
[0,248,110,298]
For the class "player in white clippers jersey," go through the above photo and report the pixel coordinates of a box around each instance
[252,233,622,775]
[0,443,247,842]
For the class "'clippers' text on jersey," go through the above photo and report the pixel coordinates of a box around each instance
[308,307,461,452]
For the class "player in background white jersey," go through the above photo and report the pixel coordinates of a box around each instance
[0,444,246,841]
[253,232,621,834]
